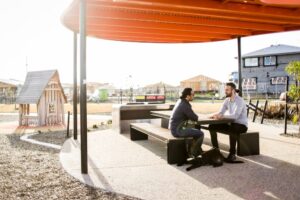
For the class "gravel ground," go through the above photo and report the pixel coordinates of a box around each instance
[29,124,112,146]
[0,130,139,200]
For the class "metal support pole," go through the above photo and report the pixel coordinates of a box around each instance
[284,76,289,134]
[67,111,70,138]
[120,89,123,104]
[80,0,88,174]
[237,37,243,97]
[73,32,78,140]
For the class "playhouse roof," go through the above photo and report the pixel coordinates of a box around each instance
[16,70,67,104]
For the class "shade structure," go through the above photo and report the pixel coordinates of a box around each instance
[260,0,300,6]
[61,0,300,43]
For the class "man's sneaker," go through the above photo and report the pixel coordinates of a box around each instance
[225,154,236,162]
[191,147,203,158]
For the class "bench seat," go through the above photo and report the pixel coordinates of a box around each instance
[130,123,193,164]
[237,131,259,156]
[205,129,260,156]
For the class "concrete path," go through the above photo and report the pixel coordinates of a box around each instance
[0,114,111,134]
[60,122,300,200]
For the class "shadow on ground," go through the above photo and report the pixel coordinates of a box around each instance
[128,134,300,200]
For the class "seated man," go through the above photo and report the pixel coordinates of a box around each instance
[169,88,204,158]
[209,82,248,162]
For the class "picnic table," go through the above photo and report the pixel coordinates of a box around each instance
[150,110,234,128]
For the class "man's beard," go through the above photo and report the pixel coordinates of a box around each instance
[225,93,232,98]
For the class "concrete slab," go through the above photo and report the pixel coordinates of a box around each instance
[60,122,300,200]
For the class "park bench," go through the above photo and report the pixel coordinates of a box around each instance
[130,123,193,164]
[211,128,260,156]
[197,125,259,156]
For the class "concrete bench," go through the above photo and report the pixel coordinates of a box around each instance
[225,130,260,156]
[190,125,259,156]
[130,123,193,164]
[200,124,259,156]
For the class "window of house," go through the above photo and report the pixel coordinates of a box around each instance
[242,77,257,90]
[264,56,276,66]
[270,76,287,85]
[244,58,259,67]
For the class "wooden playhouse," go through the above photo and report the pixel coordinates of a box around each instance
[16,70,67,126]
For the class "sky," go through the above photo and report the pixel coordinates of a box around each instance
[1,0,300,88]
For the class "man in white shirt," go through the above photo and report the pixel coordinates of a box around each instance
[209,82,248,162]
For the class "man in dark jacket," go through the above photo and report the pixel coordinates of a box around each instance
[169,88,204,158]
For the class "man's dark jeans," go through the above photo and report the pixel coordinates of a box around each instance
[208,123,248,155]
[172,127,204,157]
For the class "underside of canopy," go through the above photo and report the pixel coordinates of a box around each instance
[61,0,300,43]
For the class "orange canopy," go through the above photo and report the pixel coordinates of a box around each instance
[61,0,300,43]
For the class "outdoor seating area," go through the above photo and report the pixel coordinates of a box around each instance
[1,0,300,199]
[129,111,260,167]
[153,111,260,156]
[60,120,300,200]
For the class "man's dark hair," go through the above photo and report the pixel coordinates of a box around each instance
[226,82,240,93]
[180,88,193,99]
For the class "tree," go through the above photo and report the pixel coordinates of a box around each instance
[99,89,109,102]
[285,61,300,132]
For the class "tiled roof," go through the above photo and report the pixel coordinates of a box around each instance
[242,44,300,58]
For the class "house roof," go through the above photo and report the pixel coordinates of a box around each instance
[181,75,221,83]
[94,83,116,90]
[16,70,66,104]
[0,79,23,88]
[242,44,300,58]
[143,81,177,89]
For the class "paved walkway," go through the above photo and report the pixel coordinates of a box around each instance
[60,122,300,200]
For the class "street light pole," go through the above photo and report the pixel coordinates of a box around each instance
[284,76,289,134]
[73,32,78,140]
